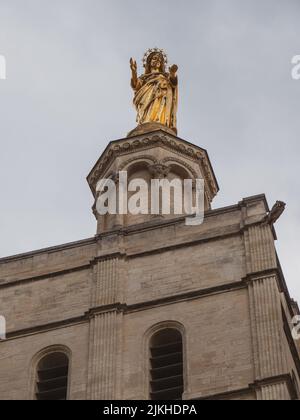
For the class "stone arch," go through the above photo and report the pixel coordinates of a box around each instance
[160,157,199,180]
[142,321,188,400]
[120,155,158,177]
[28,345,72,400]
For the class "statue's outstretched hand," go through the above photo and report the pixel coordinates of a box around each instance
[169,64,178,76]
[130,58,137,75]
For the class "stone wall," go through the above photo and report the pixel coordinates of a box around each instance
[0,195,299,400]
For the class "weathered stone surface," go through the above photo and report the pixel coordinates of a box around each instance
[0,133,299,401]
[127,122,177,137]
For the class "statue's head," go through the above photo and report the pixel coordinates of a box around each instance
[149,53,163,71]
[143,48,168,74]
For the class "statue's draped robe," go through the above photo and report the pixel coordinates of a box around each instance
[133,72,178,130]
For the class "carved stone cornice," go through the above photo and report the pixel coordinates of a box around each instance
[87,130,219,200]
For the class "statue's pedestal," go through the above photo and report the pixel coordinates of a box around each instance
[127,122,177,137]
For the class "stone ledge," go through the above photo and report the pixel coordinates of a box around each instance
[127,122,177,137]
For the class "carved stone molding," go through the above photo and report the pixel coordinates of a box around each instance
[160,156,199,179]
[148,163,170,179]
[127,122,177,137]
[87,131,218,201]
[110,171,120,185]
[119,155,158,172]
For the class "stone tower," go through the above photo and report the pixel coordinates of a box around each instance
[81,122,300,400]
[0,53,299,400]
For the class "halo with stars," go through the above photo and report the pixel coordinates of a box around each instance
[142,48,168,67]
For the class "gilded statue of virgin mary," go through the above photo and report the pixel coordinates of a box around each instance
[130,48,178,134]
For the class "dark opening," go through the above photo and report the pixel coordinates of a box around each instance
[36,352,69,400]
[150,328,184,400]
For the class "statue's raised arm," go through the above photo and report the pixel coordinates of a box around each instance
[169,64,178,86]
[130,48,178,134]
[130,58,140,90]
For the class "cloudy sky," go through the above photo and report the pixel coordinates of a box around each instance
[0,0,299,300]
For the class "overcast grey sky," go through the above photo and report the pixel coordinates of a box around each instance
[0,0,299,300]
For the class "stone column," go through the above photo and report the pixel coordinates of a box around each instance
[148,163,170,220]
[248,276,286,377]
[92,257,118,307]
[87,256,123,400]
[245,224,289,400]
[111,172,124,229]
[259,381,290,400]
[244,225,277,273]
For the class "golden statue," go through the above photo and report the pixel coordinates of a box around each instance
[130,48,178,134]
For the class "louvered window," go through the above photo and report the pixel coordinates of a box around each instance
[36,352,69,400]
[150,329,184,400]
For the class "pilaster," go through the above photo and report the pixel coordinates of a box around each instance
[86,256,123,400]
[244,215,289,399]
[259,381,290,400]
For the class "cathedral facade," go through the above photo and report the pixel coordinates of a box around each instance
[0,50,299,400]
[0,127,299,400]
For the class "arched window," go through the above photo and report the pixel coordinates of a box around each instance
[35,352,69,400]
[149,328,184,400]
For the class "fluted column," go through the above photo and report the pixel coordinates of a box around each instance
[87,256,122,400]
[87,311,120,400]
[248,277,286,379]
[245,224,290,400]
[260,382,290,400]
[244,225,277,273]
[92,257,118,307]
